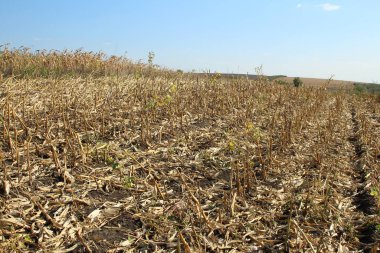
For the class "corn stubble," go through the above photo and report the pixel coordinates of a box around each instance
[0,48,379,252]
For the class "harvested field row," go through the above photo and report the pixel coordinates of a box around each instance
[0,73,379,252]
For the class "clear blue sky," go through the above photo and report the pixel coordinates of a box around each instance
[1,0,380,82]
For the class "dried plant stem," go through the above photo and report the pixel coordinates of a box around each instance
[76,229,93,253]
[292,220,316,253]
[26,140,31,186]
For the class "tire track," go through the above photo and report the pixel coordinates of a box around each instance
[349,105,378,251]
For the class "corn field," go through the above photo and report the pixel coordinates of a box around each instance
[0,48,379,252]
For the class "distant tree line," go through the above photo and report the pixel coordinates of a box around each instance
[353,82,380,94]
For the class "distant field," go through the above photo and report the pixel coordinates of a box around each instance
[204,73,356,90]
[275,76,355,89]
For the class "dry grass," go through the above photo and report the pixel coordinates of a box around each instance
[0,49,379,252]
[0,46,167,79]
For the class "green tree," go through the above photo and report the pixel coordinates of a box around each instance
[293,77,303,87]
[148,51,155,66]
